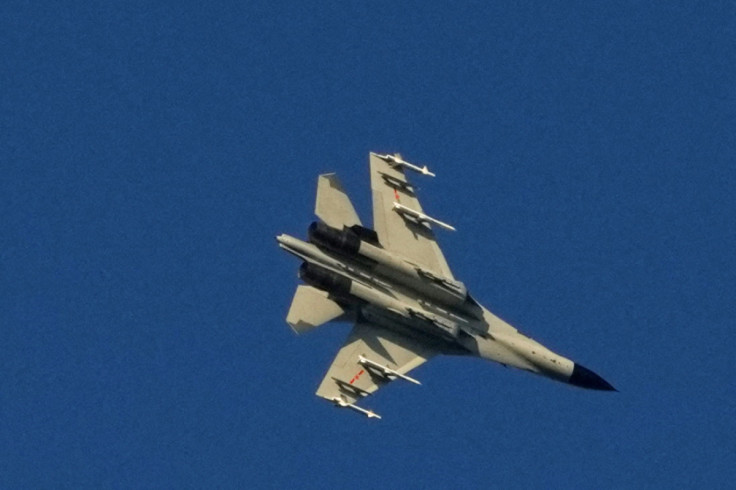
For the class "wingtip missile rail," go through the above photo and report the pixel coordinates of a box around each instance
[331,396,382,419]
[374,153,436,177]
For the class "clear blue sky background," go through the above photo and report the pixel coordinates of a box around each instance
[2,2,735,488]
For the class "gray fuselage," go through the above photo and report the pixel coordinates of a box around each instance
[277,226,614,391]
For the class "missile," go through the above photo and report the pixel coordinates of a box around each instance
[299,262,463,339]
[307,222,469,308]
[299,262,411,317]
[392,202,456,231]
[279,233,468,324]
[375,153,435,177]
[331,396,381,419]
[358,355,421,385]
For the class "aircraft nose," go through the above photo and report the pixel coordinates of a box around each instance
[568,363,617,391]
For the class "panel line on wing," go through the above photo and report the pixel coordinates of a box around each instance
[315,318,439,406]
[369,152,454,278]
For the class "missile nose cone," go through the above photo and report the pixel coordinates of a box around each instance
[569,363,617,391]
[275,234,290,246]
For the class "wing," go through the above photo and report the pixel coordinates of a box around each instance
[369,152,454,279]
[315,318,439,409]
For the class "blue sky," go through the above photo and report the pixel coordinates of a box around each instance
[2,2,735,488]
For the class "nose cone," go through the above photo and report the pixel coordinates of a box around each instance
[569,363,617,391]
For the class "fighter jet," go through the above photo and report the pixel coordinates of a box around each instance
[277,152,615,419]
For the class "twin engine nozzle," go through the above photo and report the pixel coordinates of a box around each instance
[308,221,362,256]
[306,221,470,310]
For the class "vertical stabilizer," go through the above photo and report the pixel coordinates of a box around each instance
[315,174,362,228]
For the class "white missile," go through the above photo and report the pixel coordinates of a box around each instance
[331,396,382,419]
[358,355,421,385]
[392,202,456,231]
[307,221,470,307]
[375,153,435,177]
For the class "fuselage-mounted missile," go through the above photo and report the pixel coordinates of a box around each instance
[299,262,410,318]
[307,221,471,310]
[297,260,465,340]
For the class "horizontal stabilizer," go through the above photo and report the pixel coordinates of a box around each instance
[315,173,362,228]
[286,285,345,334]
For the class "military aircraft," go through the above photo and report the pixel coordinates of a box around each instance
[277,152,615,419]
